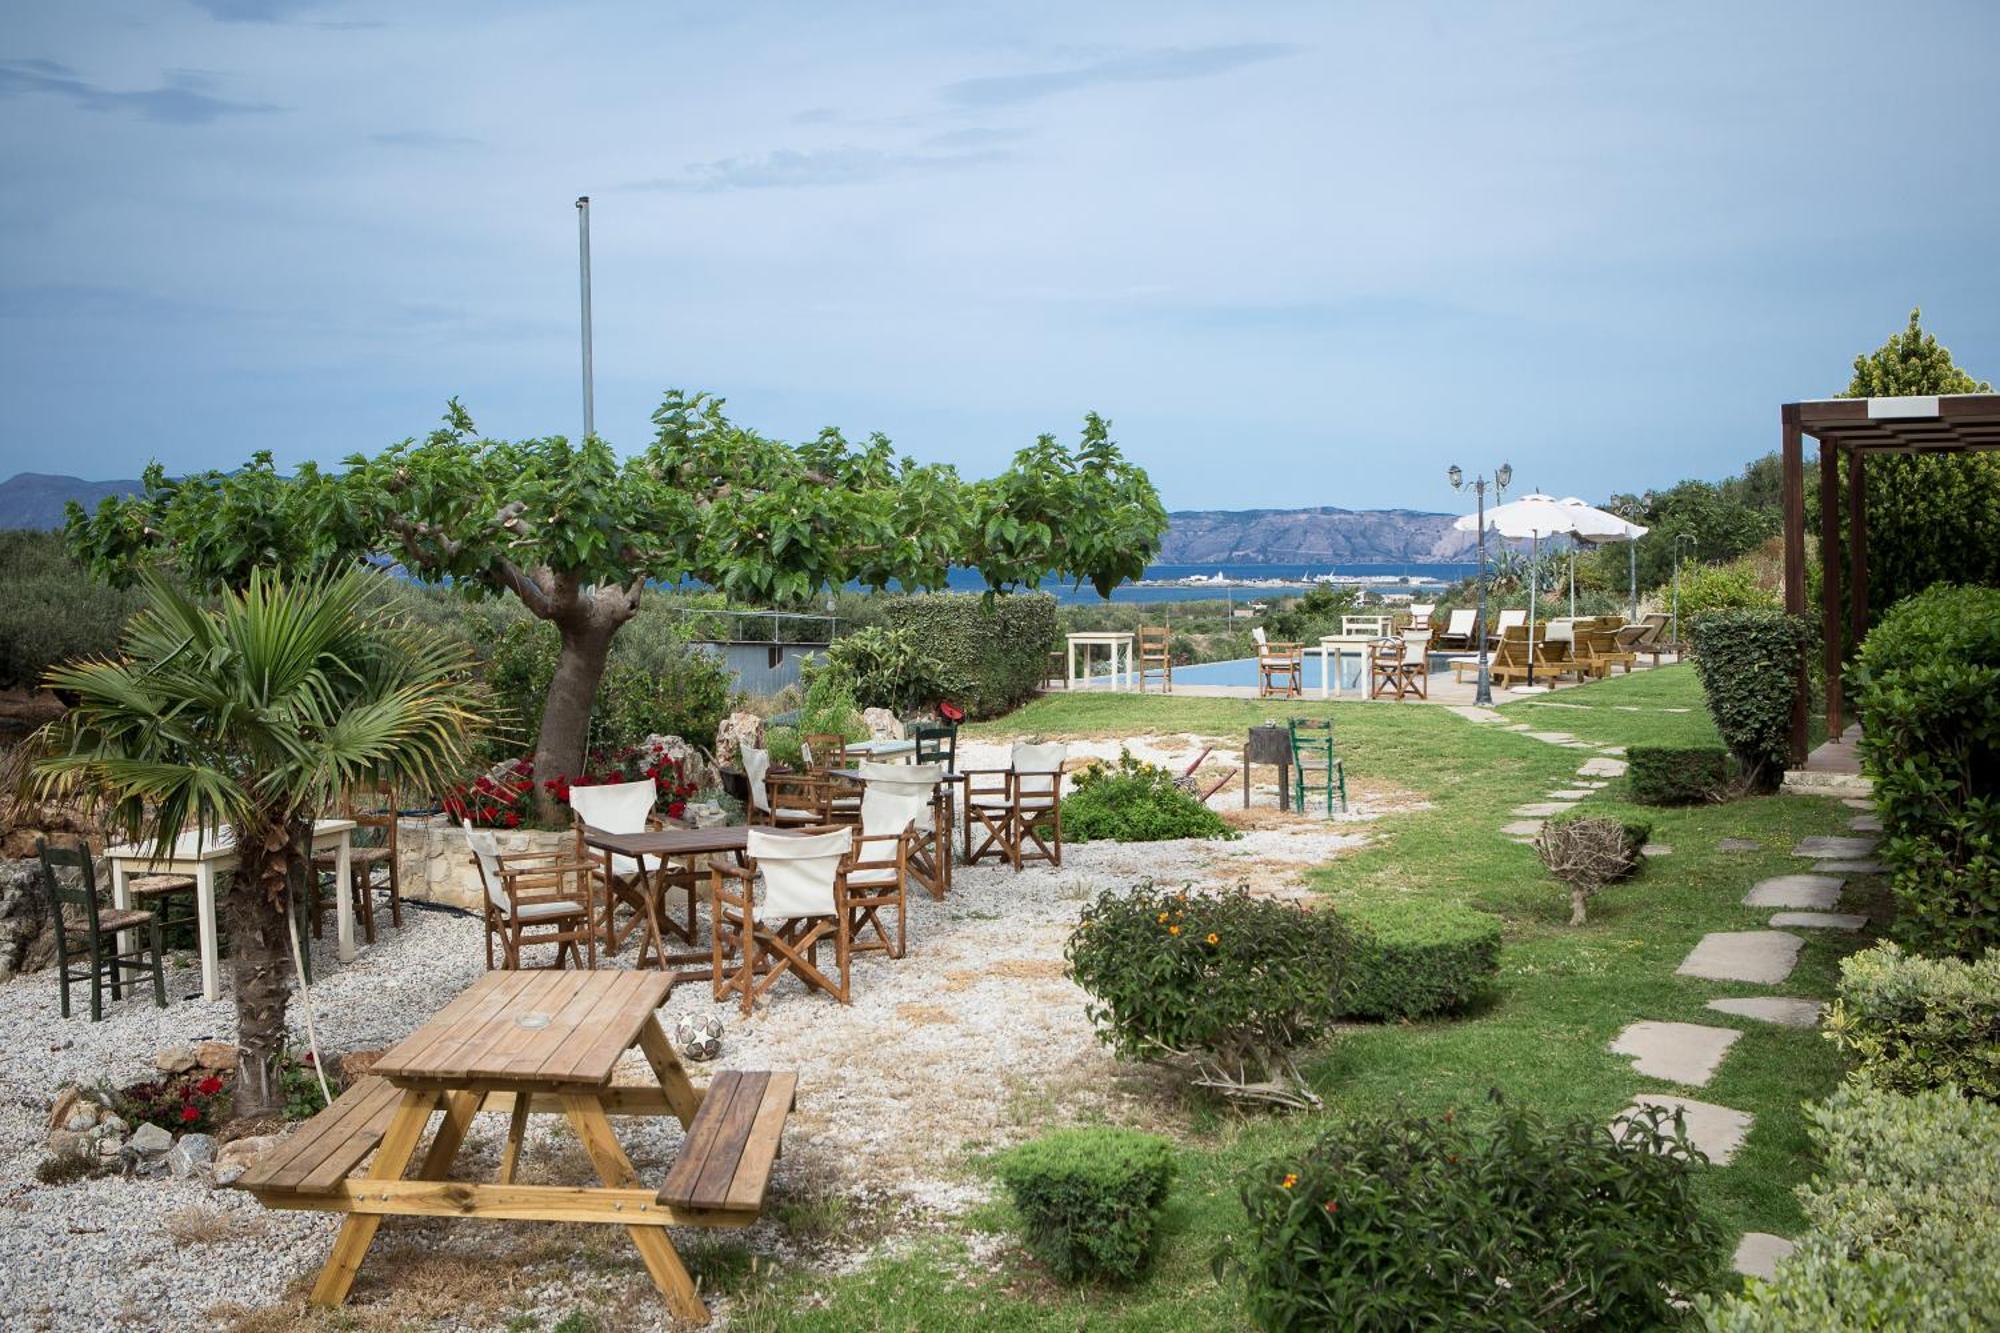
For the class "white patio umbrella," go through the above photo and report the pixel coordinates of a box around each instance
[1454,492,1582,687]
[1556,498,1649,618]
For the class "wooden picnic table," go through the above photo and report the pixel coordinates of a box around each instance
[238,969,795,1326]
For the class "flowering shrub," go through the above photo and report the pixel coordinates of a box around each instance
[112,1070,232,1135]
[1066,883,1355,1109]
[445,745,699,829]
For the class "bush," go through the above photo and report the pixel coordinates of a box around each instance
[1066,884,1356,1109]
[1700,1080,2000,1331]
[881,591,1058,719]
[1339,898,1502,1021]
[1238,1095,1725,1332]
[0,531,149,689]
[822,624,968,714]
[1062,749,1235,843]
[993,1127,1176,1284]
[1627,745,1730,805]
[1687,609,1813,791]
[1823,943,2000,1100]
[1675,561,1780,618]
[1535,814,1649,925]
[1850,583,2000,958]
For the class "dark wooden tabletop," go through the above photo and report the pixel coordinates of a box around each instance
[825,768,967,783]
[581,825,755,857]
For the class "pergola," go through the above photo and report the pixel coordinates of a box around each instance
[1780,393,2000,764]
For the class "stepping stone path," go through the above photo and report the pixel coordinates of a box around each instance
[1848,815,1883,833]
[1733,1233,1796,1280]
[1612,1094,1754,1165]
[1770,911,1867,931]
[1706,996,1822,1028]
[1527,731,1580,746]
[1599,745,1627,756]
[1547,789,1592,799]
[1793,835,1878,859]
[1447,705,1508,724]
[1500,819,1544,837]
[1676,931,1804,984]
[1716,838,1761,852]
[1841,797,1875,810]
[1610,1022,1742,1086]
[1511,802,1575,817]
[1813,859,1883,875]
[1641,843,1672,857]
[1743,875,1843,910]
[1577,756,1627,778]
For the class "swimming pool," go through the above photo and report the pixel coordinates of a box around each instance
[1073,653,1472,691]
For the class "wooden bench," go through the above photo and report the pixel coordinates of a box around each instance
[657,1070,797,1216]
[237,1075,423,1196]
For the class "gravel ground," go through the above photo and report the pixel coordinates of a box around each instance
[0,734,1381,1331]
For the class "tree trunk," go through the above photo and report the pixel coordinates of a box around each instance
[1569,887,1589,927]
[531,615,618,822]
[227,819,304,1121]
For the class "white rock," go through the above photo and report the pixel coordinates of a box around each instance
[1769,911,1867,931]
[861,708,904,742]
[63,1106,99,1133]
[168,1133,217,1179]
[128,1122,173,1155]
[155,1045,197,1074]
[1614,1094,1754,1164]
[1707,996,1823,1028]
[1733,1232,1796,1280]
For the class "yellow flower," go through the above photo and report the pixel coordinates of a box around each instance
[1156,911,1169,923]
[1281,1173,1298,1190]
[1206,932,1220,945]
[1169,924,1181,936]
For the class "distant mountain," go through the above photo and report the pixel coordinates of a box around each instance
[0,473,142,530]
[1159,506,1477,566]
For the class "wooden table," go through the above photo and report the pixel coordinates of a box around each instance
[105,819,356,1001]
[241,970,795,1326]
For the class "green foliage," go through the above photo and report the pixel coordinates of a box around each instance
[1686,609,1813,791]
[1339,898,1501,1021]
[1823,943,2000,1101]
[821,624,968,714]
[1237,1096,1725,1332]
[1264,584,1361,644]
[280,1050,331,1120]
[881,591,1058,719]
[796,665,869,744]
[993,1127,1176,1284]
[1675,562,1779,617]
[1850,584,2000,957]
[0,531,149,689]
[1591,476,1782,594]
[1627,745,1731,805]
[1062,749,1235,843]
[1700,1079,2000,1332]
[35,1148,108,1186]
[1066,884,1355,1105]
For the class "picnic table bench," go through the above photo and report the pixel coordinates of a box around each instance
[236,970,796,1325]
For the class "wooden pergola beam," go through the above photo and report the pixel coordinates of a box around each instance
[1781,407,1808,764]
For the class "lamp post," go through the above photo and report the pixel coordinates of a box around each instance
[1670,532,1697,657]
[1449,462,1513,705]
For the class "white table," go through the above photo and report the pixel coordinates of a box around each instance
[1313,635,1385,697]
[106,820,356,1002]
[845,738,917,761]
[1065,631,1136,691]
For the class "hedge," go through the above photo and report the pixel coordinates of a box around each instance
[0,531,147,690]
[1340,898,1502,1021]
[1687,608,1813,791]
[882,591,1058,719]
[1823,942,2000,1101]
[993,1127,1176,1283]
[1626,745,1730,806]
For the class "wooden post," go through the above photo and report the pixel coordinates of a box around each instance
[1819,440,1843,738]
[1848,448,1868,650]
[1781,409,1808,766]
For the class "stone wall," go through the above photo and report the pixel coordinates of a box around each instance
[396,818,571,912]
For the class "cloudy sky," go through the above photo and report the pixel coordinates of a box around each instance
[3,1,1997,510]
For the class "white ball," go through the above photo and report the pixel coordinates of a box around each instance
[674,1013,725,1062]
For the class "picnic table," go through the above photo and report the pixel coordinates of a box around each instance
[238,969,796,1326]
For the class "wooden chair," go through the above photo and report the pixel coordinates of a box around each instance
[1288,719,1347,814]
[465,822,596,970]
[845,787,917,956]
[709,827,855,1014]
[1432,608,1477,650]
[1136,625,1173,693]
[313,785,402,944]
[1490,625,1538,686]
[39,838,167,1020]
[1406,603,1436,631]
[913,722,957,769]
[1367,630,1430,700]
[1342,615,1391,638]
[1252,627,1303,699]
[1045,647,1066,690]
[857,761,948,900]
[963,742,1066,870]
[743,746,831,827]
[1578,628,1634,678]
[801,734,847,771]
[570,778,684,959]
[126,872,198,949]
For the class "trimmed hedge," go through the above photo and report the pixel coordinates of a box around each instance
[1340,898,1501,1021]
[882,591,1058,719]
[1687,608,1813,791]
[1850,583,2000,958]
[1626,745,1730,806]
[1823,942,2000,1101]
[993,1126,1176,1283]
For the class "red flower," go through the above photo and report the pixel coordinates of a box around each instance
[196,1076,224,1096]
[179,1104,200,1123]
[504,811,522,828]
[1323,1199,1339,1214]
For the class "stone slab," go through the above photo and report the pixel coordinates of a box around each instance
[1770,911,1868,931]
[1848,815,1883,833]
[1447,705,1508,724]
[1716,838,1762,853]
[1500,820,1544,837]
[1547,789,1592,800]
[1527,731,1579,746]
[1641,843,1672,857]
[1614,1094,1754,1165]
[1841,797,1875,810]
[1676,931,1804,985]
[1610,1021,1743,1087]
[1813,859,1883,875]
[1577,780,1609,789]
[1742,874,1843,909]
[1578,757,1627,778]
[1512,802,1576,817]
[1706,996,1823,1028]
[1600,745,1627,756]
[1733,1232,1796,1281]
[1793,835,1878,859]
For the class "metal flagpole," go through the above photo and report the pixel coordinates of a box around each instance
[576,196,594,440]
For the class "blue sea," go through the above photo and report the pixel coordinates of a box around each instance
[931,561,1480,605]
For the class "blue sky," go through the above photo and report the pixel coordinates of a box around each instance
[3,2,1997,510]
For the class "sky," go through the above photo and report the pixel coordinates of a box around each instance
[2,1,1998,512]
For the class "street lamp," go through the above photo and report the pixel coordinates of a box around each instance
[1670,532,1697,657]
[1449,462,1513,705]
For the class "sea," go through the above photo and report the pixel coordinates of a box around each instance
[932,561,1481,606]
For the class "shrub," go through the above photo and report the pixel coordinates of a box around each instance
[444,748,699,830]
[822,624,968,714]
[1066,884,1356,1109]
[881,591,1058,719]
[1626,745,1730,805]
[0,530,149,689]
[1823,943,2000,1100]
[1850,583,2000,958]
[993,1127,1176,1284]
[1238,1095,1724,1332]
[1535,814,1649,925]
[1062,749,1235,843]
[1687,609,1813,791]
[1675,561,1780,618]
[111,1069,232,1135]
[1339,898,1502,1021]
[1700,1080,2000,1331]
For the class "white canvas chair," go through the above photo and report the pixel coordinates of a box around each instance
[465,820,595,971]
[1407,603,1436,630]
[1251,627,1303,699]
[709,827,854,1014]
[568,779,681,960]
[965,743,1067,870]
[742,745,825,826]
[858,761,949,899]
[1342,615,1391,638]
[1491,608,1528,643]
[1435,608,1479,649]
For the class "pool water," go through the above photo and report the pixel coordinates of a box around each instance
[1074,653,1473,690]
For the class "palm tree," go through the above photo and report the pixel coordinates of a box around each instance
[36,570,487,1119]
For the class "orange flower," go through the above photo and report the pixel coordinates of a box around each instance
[1205,932,1220,945]
[1280,1173,1298,1190]
[1168,924,1181,936]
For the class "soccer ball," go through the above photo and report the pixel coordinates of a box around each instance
[674,1013,725,1062]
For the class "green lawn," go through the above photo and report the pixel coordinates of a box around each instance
[735,668,1867,1331]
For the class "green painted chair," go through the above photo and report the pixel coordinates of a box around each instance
[38,838,167,1021]
[1288,718,1347,816]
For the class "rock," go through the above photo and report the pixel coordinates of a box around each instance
[98,1113,126,1135]
[46,1128,85,1157]
[713,712,765,771]
[63,1106,99,1133]
[213,1162,247,1186]
[1769,911,1868,931]
[1577,757,1627,778]
[1716,838,1762,853]
[194,1040,238,1072]
[155,1045,198,1074]
[860,708,904,742]
[47,1087,85,1133]
[1640,844,1672,857]
[213,1133,282,1186]
[1813,859,1884,875]
[1500,820,1544,837]
[1613,1093,1754,1165]
[1676,931,1805,985]
[1792,835,1878,859]
[1848,815,1883,833]
[1733,1232,1796,1281]
[97,1135,125,1159]
[128,1122,173,1155]
[1742,875,1843,910]
[683,801,729,829]
[634,734,718,795]
[168,1134,217,1179]
[337,1049,384,1085]
[1511,802,1575,818]
[0,858,59,978]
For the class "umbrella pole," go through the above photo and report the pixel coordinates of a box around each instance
[1528,531,1538,686]
[1628,540,1638,620]
[1569,546,1576,618]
